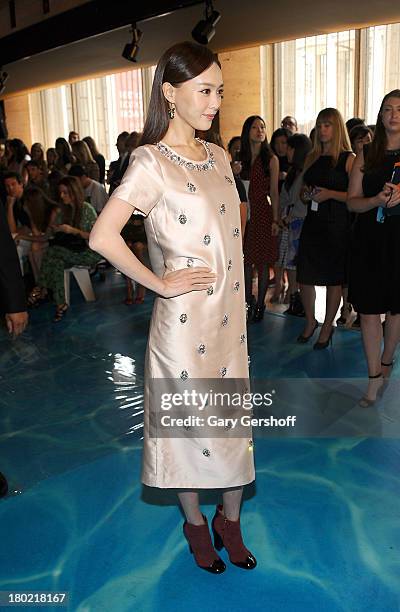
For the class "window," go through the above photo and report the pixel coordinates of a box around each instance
[29,66,154,161]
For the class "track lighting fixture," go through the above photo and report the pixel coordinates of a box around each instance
[192,0,221,45]
[122,25,143,63]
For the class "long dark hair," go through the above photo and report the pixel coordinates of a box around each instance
[240,115,273,179]
[363,89,400,172]
[55,138,73,166]
[270,128,291,156]
[140,41,220,146]
[58,175,84,228]
[284,133,312,189]
[23,187,58,232]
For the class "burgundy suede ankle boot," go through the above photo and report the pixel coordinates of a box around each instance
[212,505,257,569]
[183,515,226,574]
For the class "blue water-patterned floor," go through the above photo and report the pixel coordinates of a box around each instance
[0,271,399,612]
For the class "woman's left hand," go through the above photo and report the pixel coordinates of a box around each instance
[312,187,331,203]
[57,224,78,234]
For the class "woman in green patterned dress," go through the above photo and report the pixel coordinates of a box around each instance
[28,175,101,321]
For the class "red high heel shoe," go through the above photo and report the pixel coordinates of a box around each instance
[183,515,226,574]
[212,505,257,569]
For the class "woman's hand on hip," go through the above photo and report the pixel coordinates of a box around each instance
[160,267,217,298]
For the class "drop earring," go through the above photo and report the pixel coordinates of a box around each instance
[168,103,175,119]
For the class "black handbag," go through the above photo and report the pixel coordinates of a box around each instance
[50,231,87,252]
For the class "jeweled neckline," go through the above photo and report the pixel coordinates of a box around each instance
[385,148,400,155]
[156,138,216,171]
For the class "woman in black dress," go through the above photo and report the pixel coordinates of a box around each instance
[348,90,400,405]
[296,108,354,348]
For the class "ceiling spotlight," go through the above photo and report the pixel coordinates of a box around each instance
[192,0,221,45]
[122,25,143,63]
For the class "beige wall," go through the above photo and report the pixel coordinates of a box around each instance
[219,47,261,149]
[4,94,33,147]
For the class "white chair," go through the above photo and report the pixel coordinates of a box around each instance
[64,266,96,305]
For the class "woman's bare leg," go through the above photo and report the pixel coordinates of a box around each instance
[178,491,204,525]
[317,285,342,343]
[222,487,243,521]
[360,313,384,401]
[382,313,400,377]
[299,284,316,335]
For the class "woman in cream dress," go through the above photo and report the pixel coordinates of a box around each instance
[90,42,256,574]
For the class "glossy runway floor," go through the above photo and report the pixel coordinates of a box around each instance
[0,271,399,611]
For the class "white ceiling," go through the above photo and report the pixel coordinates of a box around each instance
[3,0,400,97]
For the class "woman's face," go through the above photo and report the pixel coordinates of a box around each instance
[249,119,266,144]
[168,62,224,132]
[353,132,372,155]
[381,97,400,134]
[317,120,334,144]
[229,139,241,160]
[273,135,288,157]
[47,150,57,165]
[59,185,72,205]
[31,145,42,160]
[287,145,294,164]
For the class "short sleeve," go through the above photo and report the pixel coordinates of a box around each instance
[112,145,164,216]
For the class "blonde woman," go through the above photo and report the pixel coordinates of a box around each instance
[71,140,100,182]
[296,108,355,348]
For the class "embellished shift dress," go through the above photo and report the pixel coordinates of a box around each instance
[114,140,255,489]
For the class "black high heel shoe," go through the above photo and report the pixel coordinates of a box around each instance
[297,319,318,344]
[379,360,395,398]
[313,327,334,350]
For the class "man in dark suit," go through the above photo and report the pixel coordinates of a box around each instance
[0,200,28,337]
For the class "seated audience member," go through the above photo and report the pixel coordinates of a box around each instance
[55,138,74,174]
[281,116,298,134]
[83,136,106,184]
[46,147,58,172]
[108,131,129,194]
[30,143,48,179]
[4,139,29,180]
[121,213,148,304]
[26,160,50,194]
[28,176,101,321]
[69,164,108,213]
[4,172,29,233]
[68,130,80,146]
[71,140,100,182]
[0,202,28,338]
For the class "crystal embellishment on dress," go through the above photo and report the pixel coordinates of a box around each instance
[225,175,233,184]
[240,333,246,343]
[234,281,240,291]
[219,203,226,214]
[180,370,189,380]
[180,314,187,323]
[156,138,216,172]
[248,439,254,450]
[207,286,214,296]
[222,314,229,326]
[220,367,227,377]
[202,448,211,457]
[233,227,240,238]
[187,258,194,267]
[203,234,211,245]
[227,259,232,271]
[179,214,187,224]
[187,182,196,192]
[198,343,206,355]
